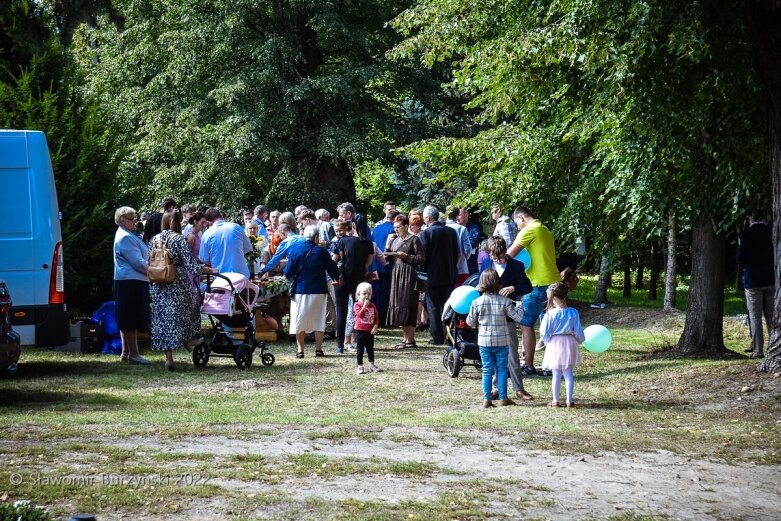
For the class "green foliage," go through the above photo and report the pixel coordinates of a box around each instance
[0,502,53,521]
[79,0,453,212]
[392,0,769,262]
[0,4,120,315]
[353,160,397,219]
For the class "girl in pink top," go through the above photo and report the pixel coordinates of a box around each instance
[353,282,380,374]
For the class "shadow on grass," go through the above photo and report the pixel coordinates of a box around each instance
[576,359,686,382]
[628,338,749,360]
[7,359,126,378]
[572,399,687,411]
[0,388,126,408]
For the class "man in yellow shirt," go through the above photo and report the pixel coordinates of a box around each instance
[507,206,561,376]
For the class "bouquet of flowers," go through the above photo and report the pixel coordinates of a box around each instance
[246,235,266,267]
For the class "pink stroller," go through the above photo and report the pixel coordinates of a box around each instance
[195,272,275,369]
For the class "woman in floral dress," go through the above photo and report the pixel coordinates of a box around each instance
[149,211,215,371]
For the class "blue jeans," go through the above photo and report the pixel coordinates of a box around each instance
[520,285,551,327]
[480,345,509,401]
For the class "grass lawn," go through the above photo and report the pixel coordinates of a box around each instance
[0,284,778,520]
[569,274,747,316]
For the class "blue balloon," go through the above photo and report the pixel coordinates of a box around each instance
[513,249,532,271]
[583,325,612,353]
[449,285,480,314]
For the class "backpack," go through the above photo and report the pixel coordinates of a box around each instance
[147,234,177,284]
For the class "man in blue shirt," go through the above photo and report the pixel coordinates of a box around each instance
[457,207,485,275]
[199,207,252,278]
[446,207,473,286]
[253,205,269,241]
[373,202,399,324]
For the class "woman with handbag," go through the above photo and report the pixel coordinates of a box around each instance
[384,214,425,348]
[149,211,215,371]
[285,225,339,358]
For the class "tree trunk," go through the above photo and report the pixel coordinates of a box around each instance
[623,255,632,297]
[663,214,677,312]
[750,2,781,373]
[594,256,611,305]
[635,252,645,290]
[677,215,727,355]
[267,0,357,210]
[649,243,659,300]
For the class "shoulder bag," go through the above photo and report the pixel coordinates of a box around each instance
[148,233,177,284]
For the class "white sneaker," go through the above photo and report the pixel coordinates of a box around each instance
[369,363,381,373]
[356,365,365,375]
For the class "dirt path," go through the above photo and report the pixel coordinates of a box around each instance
[94,425,781,520]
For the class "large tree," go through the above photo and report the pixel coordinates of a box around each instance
[751,1,781,374]
[81,0,451,212]
[392,0,769,354]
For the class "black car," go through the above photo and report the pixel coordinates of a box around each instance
[0,279,21,374]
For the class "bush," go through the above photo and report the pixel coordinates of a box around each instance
[0,501,53,521]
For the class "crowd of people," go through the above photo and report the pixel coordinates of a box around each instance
[113,196,591,405]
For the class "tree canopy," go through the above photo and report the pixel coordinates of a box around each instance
[77,0,459,213]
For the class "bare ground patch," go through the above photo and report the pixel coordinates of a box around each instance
[7,426,781,520]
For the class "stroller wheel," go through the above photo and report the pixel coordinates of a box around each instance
[192,344,210,368]
[445,349,461,378]
[234,343,253,370]
[261,352,275,366]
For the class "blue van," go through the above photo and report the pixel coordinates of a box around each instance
[0,130,69,347]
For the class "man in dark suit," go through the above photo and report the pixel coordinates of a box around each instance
[142,196,177,244]
[737,215,774,359]
[419,205,459,345]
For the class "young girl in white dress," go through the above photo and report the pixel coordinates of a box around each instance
[540,282,585,408]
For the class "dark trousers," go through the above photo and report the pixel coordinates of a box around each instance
[335,278,361,348]
[355,330,375,365]
[425,284,453,345]
[378,270,393,325]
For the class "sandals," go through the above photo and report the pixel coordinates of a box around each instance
[315,349,325,357]
[404,341,418,349]
[547,401,561,408]
[296,352,304,359]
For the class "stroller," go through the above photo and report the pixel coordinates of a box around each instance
[195,272,275,369]
[442,273,482,378]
